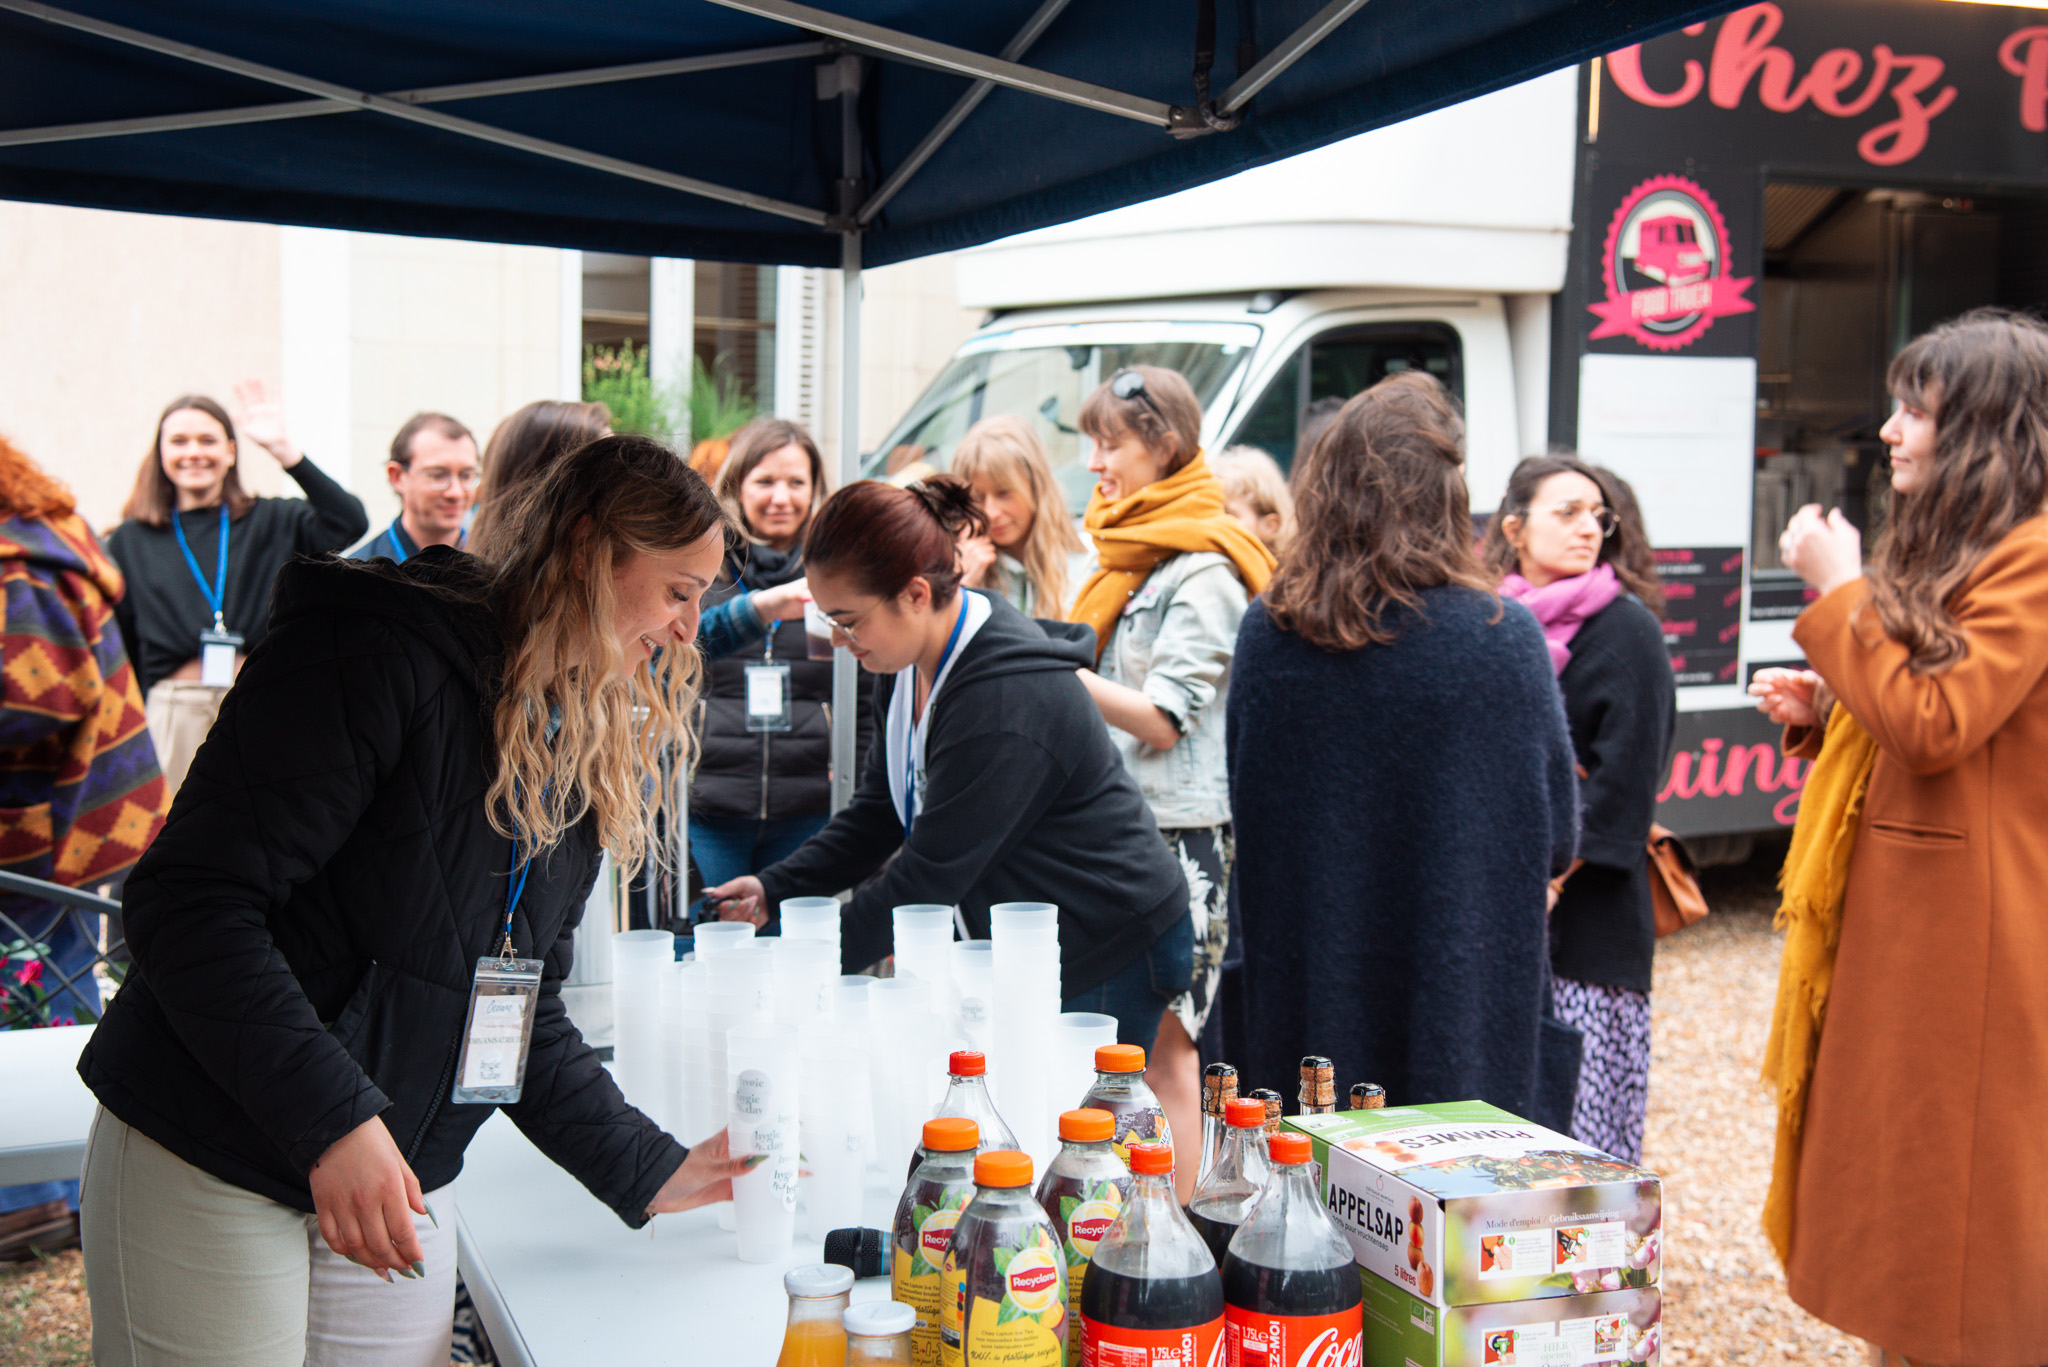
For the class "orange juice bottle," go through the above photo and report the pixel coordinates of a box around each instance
[778,1264,854,1367]
[845,1301,917,1365]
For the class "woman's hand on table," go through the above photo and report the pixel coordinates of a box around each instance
[702,875,767,927]
[309,1116,427,1280]
[1748,667,1824,729]
[1779,504,1862,596]
[749,579,809,625]
[647,1128,767,1216]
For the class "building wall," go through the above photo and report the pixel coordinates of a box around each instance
[856,253,982,455]
[0,203,284,531]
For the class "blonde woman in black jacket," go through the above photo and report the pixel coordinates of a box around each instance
[78,437,753,1367]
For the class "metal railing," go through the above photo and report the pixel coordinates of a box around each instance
[0,870,123,1030]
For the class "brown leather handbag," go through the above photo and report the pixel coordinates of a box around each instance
[1647,823,1710,937]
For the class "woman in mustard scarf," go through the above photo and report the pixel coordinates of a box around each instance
[1069,366,1275,1197]
[1749,310,2048,1367]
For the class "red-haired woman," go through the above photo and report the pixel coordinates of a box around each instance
[105,384,367,795]
[703,478,1189,1051]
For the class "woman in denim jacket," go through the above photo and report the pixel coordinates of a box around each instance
[1069,366,1275,1195]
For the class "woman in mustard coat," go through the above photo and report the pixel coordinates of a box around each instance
[1753,310,2048,1367]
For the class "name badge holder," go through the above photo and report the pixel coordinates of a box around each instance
[199,626,243,688]
[452,842,542,1105]
[174,504,242,688]
[744,625,793,732]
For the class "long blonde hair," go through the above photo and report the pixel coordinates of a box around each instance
[484,434,730,872]
[1211,445,1296,555]
[951,416,1085,612]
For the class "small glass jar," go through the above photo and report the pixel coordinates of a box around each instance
[844,1300,917,1366]
[777,1264,854,1367]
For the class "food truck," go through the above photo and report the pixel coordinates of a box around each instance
[865,0,2048,849]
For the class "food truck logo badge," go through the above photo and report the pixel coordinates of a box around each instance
[1590,174,1755,351]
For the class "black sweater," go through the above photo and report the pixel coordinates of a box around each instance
[755,592,1188,997]
[1549,595,1677,994]
[105,460,369,693]
[80,549,684,1226]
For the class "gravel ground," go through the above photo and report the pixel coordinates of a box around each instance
[1647,840,1864,1366]
[3,844,1863,1366]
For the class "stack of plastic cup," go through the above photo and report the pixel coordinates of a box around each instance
[832,975,877,1165]
[727,1022,800,1263]
[658,959,692,1142]
[1054,1011,1119,1115]
[705,937,774,1230]
[867,976,942,1175]
[675,960,717,1145]
[773,938,838,1032]
[891,904,954,992]
[989,902,1061,1169]
[950,940,995,1056]
[799,1042,868,1241]
[610,929,673,1130]
[779,896,842,957]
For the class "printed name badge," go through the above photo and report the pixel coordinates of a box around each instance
[198,629,243,688]
[744,663,793,732]
[451,956,543,1105]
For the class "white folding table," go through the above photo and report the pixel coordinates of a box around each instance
[0,1024,97,1186]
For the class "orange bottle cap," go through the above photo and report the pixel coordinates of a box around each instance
[1059,1108,1115,1142]
[1268,1132,1311,1165]
[974,1150,1034,1187]
[1224,1098,1267,1128]
[949,1050,986,1076]
[922,1117,980,1152]
[1128,1141,1174,1175]
[1094,1043,1146,1073]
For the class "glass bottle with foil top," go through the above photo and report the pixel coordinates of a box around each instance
[1221,1133,1362,1367]
[1248,1088,1284,1138]
[1297,1055,1336,1115]
[941,1150,1066,1367]
[894,1117,981,1367]
[1185,1097,1273,1267]
[1196,1062,1238,1184]
[1348,1082,1385,1111]
[1077,1044,1169,1162]
[1034,1109,1136,1367]
[1079,1141,1225,1367]
[778,1263,855,1367]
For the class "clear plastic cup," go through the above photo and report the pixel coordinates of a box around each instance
[694,920,757,959]
[728,1022,801,1263]
[780,897,842,941]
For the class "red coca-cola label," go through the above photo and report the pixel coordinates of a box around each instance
[1082,1314,1225,1367]
[1223,1306,1362,1367]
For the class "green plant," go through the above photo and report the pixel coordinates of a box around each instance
[582,341,679,439]
[688,353,758,446]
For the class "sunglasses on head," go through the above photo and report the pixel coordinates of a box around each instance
[1110,368,1165,424]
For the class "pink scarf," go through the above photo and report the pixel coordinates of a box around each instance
[1500,562,1622,676]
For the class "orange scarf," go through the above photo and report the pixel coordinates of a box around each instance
[1070,454,1276,662]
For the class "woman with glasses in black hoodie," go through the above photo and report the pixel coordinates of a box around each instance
[704,477,1190,1051]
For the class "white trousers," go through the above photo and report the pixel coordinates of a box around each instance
[80,1108,456,1367]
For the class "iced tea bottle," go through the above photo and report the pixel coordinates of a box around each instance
[778,1263,855,1367]
[845,1301,918,1367]
[1220,1133,1362,1367]
[1185,1097,1272,1266]
[940,1150,1065,1367]
[1197,1062,1238,1184]
[893,1117,980,1367]
[1034,1109,1136,1367]
[1077,1044,1169,1162]
[1079,1141,1225,1363]
[909,1050,1018,1179]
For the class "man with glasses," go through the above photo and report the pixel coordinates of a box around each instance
[345,412,480,563]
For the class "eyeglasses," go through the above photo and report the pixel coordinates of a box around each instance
[825,600,883,648]
[1530,501,1619,537]
[409,466,482,490]
[1110,369,1166,425]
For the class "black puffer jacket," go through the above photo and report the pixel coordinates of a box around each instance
[79,548,685,1226]
[694,542,872,819]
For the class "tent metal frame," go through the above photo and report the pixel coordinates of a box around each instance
[0,0,1370,811]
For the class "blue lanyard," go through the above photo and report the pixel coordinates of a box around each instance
[170,504,230,631]
[902,601,969,834]
[384,521,409,563]
[498,836,532,960]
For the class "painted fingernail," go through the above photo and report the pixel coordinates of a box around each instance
[422,1204,440,1230]
[377,1268,394,1284]
[742,1153,770,1169]
[411,1261,427,1279]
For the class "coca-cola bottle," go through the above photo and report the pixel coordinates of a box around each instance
[909,1050,1019,1179]
[1185,1098,1272,1267]
[1221,1132,1362,1367]
[1079,1141,1224,1366]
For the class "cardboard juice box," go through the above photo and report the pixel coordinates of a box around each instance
[1285,1102,1661,1308]
[1361,1271,1662,1367]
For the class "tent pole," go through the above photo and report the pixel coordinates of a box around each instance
[831,227,860,812]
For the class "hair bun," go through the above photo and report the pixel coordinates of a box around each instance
[906,474,986,536]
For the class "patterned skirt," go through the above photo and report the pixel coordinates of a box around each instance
[1164,824,1232,1041]
[1551,976,1653,1165]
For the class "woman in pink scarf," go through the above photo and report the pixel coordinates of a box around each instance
[1484,455,1675,1163]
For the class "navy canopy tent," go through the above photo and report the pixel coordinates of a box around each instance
[0,0,1729,270]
